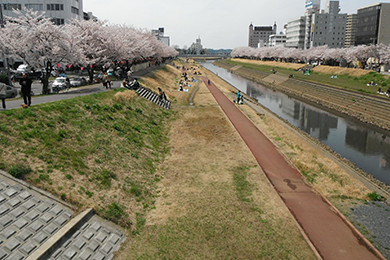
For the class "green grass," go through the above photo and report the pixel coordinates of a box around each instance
[0,88,173,227]
[218,59,390,95]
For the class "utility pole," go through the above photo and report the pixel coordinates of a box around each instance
[0,4,11,85]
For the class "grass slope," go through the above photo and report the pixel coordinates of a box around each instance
[0,87,173,229]
[221,59,390,95]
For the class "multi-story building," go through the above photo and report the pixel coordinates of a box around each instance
[189,37,203,55]
[1,0,84,25]
[356,3,390,46]
[305,0,347,49]
[152,27,170,46]
[344,14,357,47]
[285,16,306,49]
[248,23,277,48]
[269,33,287,47]
[304,0,321,49]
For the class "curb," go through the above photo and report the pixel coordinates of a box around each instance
[26,208,94,260]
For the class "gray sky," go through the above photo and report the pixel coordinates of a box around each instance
[84,0,390,49]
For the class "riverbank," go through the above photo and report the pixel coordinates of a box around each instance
[201,59,390,257]
[216,59,390,132]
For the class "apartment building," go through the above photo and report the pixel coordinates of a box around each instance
[344,14,357,47]
[356,3,390,46]
[285,16,306,49]
[248,23,277,48]
[1,0,84,25]
[308,1,347,49]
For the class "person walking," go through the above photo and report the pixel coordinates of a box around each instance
[237,90,242,104]
[0,83,6,110]
[19,73,32,108]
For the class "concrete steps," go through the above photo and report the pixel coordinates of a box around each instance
[136,87,171,110]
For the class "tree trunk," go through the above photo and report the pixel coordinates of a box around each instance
[42,61,52,95]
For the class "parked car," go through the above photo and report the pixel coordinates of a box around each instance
[14,64,42,80]
[69,77,87,88]
[51,77,70,93]
[5,85,17,98]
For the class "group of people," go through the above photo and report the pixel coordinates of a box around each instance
[377,87,390,97]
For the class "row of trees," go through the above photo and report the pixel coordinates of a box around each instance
[231,45,390,69]
[0,10,178,93]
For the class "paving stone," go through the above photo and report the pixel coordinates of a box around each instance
[108,233,120,245]
[51,248,63,258]
[33,232,48,244]
[36,201,53,213]
[100,243,113,254]
[50,205,63,215]
[7,251,24,260]
[73,239,86,250]
[16,229,33,242]
[4,238,20,252]
[63,248,77,259]
[41,212,55,223]
[62,239,72,249]
[54,214,69,226]
[0,249,7,260]
[0,215,13,227]
[71,230,81,239]
[5,188,17,197]
[8,197,22,208]
[2,226,17,239]
[20,242,37,255]
[14,218,29,230]
[25,209,40,221]
[83,230,94,241]
[10,207,25,218]
[21,200,36,210]
[90,221,102,232]
[43,222,59,235]
[30,220,45,232]
[87,240,100,252]
[96,231,107,243]
[19,190,32,200]
[93,251,106,260]
[78,251,92,260]
[81,222,89,230]
[0,205,9,216]
[0,195,6,204]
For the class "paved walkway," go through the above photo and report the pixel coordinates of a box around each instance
[0,172,125,259]
[202,77,384,260]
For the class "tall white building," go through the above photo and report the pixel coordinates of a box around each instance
[152,27,170,46]
[286,16,306,49]
[1,0,84,25]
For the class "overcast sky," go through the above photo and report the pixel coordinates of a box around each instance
[84,0,390,49]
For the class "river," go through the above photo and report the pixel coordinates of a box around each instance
[201,61,390,186]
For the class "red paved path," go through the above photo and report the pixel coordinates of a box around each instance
[202,78,384,260]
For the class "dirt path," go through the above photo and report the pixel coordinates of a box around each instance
[116,64,316,259]
[202,77,384,260]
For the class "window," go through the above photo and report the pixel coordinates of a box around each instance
[71,7,79,15]
[25,4,43,11]
[47,4,64,11]
[52,18,64,25]
[3,4,22,10]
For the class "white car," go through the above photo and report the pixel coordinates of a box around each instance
[51,77,70,93]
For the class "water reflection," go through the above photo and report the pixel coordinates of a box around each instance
[202,62,390,185]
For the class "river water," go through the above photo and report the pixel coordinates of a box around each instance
[201,61,390,186]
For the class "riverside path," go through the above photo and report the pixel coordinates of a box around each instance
[202,77,385,260]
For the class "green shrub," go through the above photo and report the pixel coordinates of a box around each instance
[9,164,32,179]
[368,192,384,201]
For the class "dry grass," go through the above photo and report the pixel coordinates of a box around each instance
[116,60,316,259]
[233,58,307,70]
[312,65,373,77]
[200,65,371,201]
